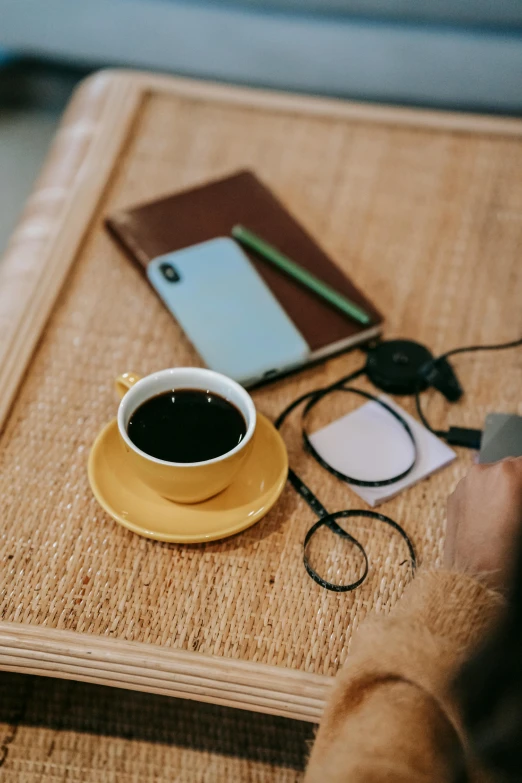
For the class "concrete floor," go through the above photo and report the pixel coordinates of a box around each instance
[0,60,87,255]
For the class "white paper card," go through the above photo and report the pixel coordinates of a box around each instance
[308,396,456,506]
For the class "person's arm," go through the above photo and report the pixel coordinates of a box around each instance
[306,569,501,782]
[305,458,522,783]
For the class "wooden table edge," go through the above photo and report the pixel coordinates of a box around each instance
[0,621,331,722]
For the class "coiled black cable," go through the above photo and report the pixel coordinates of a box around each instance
[275,368,417,592]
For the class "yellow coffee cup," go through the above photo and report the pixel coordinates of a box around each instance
[116,367,256,503]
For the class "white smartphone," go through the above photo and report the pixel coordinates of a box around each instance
[147,238,310,386]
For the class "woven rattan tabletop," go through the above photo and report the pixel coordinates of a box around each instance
[0,70,521,721]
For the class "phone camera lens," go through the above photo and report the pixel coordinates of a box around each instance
[160,262,181,283]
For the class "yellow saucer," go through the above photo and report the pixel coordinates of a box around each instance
[88,414,288,543]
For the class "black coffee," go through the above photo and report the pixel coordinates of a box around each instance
[127,389,247,463]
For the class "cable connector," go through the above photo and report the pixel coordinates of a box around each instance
[445,427,483,450]
[418,357,463,402]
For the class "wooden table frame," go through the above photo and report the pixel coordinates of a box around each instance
[1,70,521,721]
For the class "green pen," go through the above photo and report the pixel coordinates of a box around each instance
[232,225,371,326]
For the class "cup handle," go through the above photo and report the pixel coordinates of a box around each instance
[115,372,142,400]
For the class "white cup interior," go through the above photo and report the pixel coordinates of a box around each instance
[117,367,256,466]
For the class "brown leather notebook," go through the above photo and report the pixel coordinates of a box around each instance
[106,170,383,360]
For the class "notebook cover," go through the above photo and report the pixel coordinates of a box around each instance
[106,170,383,353]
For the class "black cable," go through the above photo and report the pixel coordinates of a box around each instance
[439,336,522,363]
[275,367,417,592]
[303,509,416,592]
[415,382,445,437]
[277,333,521,589]
[274,368,366,429]
[415,336,522,444]
[302,386,418,487]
